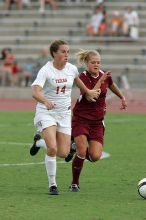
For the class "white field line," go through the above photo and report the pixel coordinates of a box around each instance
[0,161,65,167]
[0,141,31,146]
[0,140,110,167]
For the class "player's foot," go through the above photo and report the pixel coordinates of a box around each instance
[29,134,41,156]
[65,141,76,162]
[69,184,80,192]
[49,185,59,195]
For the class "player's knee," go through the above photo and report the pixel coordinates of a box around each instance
[90,153,101,162]
[48,146,57,156]
[58,152,68,158]
[78,150,86,158]
[57,149,70,158]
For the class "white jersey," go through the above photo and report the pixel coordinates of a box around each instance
[32,61,79,113]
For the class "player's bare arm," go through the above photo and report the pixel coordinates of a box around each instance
[32,85,56,110]
[74,76,98,102]
[93,71,111,90]
[109,82,127,110]
[85,71,110,102]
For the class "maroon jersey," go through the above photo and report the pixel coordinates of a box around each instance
[73,69,113,121]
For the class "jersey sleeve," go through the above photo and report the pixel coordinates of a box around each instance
[73,65,79,78]
[31,65,47,88]
[79,72,89,86]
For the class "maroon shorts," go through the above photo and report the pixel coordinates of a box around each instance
[72,116,105,145]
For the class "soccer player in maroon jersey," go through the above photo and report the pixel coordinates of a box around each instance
[68,49,127,192]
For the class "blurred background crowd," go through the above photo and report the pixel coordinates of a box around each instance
[0,0,145,89]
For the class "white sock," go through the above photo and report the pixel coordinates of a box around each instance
[45,155,57,188]
[36,139,47,149]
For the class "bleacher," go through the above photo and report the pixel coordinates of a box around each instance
[0,0,146,98]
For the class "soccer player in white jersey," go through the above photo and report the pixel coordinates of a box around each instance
[31,40,99,195]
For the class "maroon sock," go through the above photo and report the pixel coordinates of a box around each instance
[72,155,85,186]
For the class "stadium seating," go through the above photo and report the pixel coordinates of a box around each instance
[0,0,146,93]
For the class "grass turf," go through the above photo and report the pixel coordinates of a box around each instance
[0,112,146,220]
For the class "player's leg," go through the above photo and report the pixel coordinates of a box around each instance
[34,111,59,195]
[69,134,87,192]
[65,138,102,162]
[44,111,71,195]
[56,112,72,158]
[56,132,71,158]
[87,140,103,162]
[86,121,104,162]
[42,125,59,195]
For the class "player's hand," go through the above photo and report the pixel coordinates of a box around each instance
[120,97,127,110]
[45,100,56,110]
[100,71,111,84]
[95,88,101,99]
[85,88,101,102]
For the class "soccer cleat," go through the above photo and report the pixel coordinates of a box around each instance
[65,141,76,162]
[29,134,41,156]
[69,184,80,192]
[49,185,59,195]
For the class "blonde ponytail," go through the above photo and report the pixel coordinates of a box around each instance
[76,49,101,66]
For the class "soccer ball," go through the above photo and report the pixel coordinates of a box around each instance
[138,178,146,199]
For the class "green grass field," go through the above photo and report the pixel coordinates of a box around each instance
[0,111,146,220]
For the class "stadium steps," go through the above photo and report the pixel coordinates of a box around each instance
[0,0,145,91]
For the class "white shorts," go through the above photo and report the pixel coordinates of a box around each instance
[34,109,71,135]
